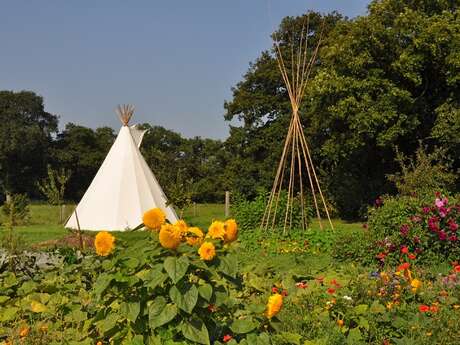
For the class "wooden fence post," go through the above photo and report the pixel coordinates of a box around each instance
[225,191,230,218]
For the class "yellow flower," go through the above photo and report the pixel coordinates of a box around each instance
[97,342,103,345]
[186,227,204,246]
[411,279,422,293]
[386,302,394,310]
[198,242,216,261]
[207,220,225,240]
[159,224,182,249]
[174,220,188,241]
[94,231,115,256]
[142,208,166,230]
[266,293,283,318]
[224,219,238,243]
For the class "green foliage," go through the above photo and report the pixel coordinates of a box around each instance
[231,190,313,234]
[0,231,274,344]
[367,193,460,266]
[167,169,196,218]
[331,229,375,265]
[1,194,30,226]
[387,145,457,198]
[37,165,71,206]
[224,2,460,218]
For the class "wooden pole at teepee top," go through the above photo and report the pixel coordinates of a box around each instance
[116,104,135,126]
[261,16,334,233]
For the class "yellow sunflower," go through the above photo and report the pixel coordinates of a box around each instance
[94,231,115,256]
[198,242,216,261]
[159,224,182,249]
[186,227,204,246]
[207,220,225,240]
[174,220,188,240]
[224,219,238,243]
[142,208,166,230]
[266,293,283,318]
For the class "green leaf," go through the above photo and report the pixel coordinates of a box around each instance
[369,301,385,314]
[164,256,189,283]
[169,283,198,314]
[0,307,19,322]
[248,303,266,314]
[121,302,140,323]
[69,309,87,323]
[94,273,113,297]
[354,304,368,315]
[198,284,213,302]
[346,328,363,344]
[126,335,144,345]
[230,318,258,334]
[181,318,210,345]
[277,332,302,344]
[148,296,177,329]
[95,313,120,334]
[0,296,10,304]
[218,254,237,277]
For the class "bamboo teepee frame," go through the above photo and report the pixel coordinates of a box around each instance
[261,18,334,233]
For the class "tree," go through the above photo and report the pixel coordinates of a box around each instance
[37,165,72,223]
[223,2,460,219]
[0,91,58,199]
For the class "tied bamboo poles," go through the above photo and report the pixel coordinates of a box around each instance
[261,18,334,234]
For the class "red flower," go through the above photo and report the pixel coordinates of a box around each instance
[401,246,409,254]
[376,252,386,260]
[397,263,410,271]
[330,279,341,288]
[419,305,430,313]
[454,265,460,273]
[408,253,416,260]
[271,287,279,293]
[327,288,336,295]
[223,334,233,342]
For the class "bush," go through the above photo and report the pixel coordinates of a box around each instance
[231,189,313,233]
[1,194,30,226]
[367,193,460,265]
[331,229,375,265]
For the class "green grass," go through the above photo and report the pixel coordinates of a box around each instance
[0,203,228,247]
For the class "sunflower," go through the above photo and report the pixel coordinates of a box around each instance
[266,293,283,318]
[94,231,115,256]
[207,220,225,240]
[159,224,182,249]
[224,219,238,243]
[198,242,216,261]
[174,220,188,240]
[186,227,204,246]
[142,208,166,230]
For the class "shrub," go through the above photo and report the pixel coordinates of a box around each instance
[1,194,30,226]
[331,229,375,265]
[232,189,313,233]
[368,193,460,265]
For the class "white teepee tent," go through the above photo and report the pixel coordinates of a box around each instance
[65,105,178,231]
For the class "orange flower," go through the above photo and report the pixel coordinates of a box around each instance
[337,319,344,327]
[94,231,115,256]
[224,219,238,243]
[19,326,30,338]
[207,220,226,240]
[430,305,439,313]
[198,242,216,261]
[401,246,409,254]
[408,253,416,260]
[142,208,166,230]
[159,224,182,249]
[186,227,204,246]
[327,288,336,295]
[454,265,460,273]
[266,293,283,318]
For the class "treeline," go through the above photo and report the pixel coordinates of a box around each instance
[1,0,459,219]
[0,90,228,204]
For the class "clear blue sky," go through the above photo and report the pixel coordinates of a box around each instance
[0,1,370,139]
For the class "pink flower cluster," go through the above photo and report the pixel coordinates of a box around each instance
[424,196,459,242]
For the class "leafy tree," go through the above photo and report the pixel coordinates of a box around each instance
[0,91,58,199]
[51,123,115,200]
[37,164,72,223]
[224,2,460,219]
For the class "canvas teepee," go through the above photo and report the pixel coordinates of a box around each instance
[65,104,178,231]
